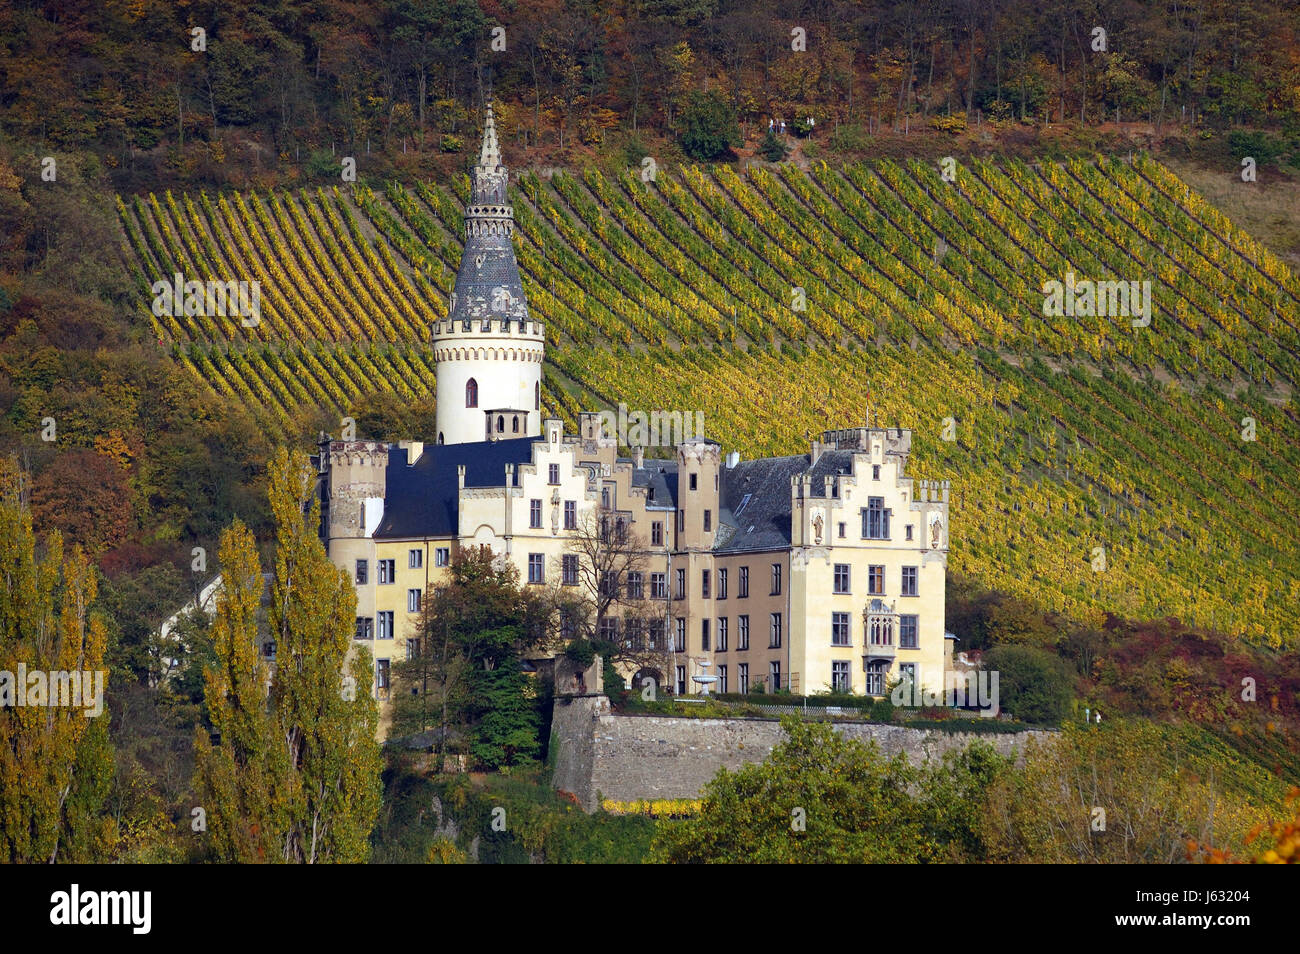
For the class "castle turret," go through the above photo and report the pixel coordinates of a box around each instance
[433,101,544,445]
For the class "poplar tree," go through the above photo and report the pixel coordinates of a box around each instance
[191,520,291,863]
[194,449,381,863]
[266,448,380,863]
[0,458,114,863]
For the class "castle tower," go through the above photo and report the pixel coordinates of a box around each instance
[433,101,544,445]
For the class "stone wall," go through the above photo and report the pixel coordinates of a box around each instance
[550,698,1052,812]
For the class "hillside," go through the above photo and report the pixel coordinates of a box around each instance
[116,156,1300,646]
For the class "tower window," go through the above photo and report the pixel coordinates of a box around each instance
[466,378,478,408]
[497,415,505,432]
[513,415,519,433]
[535,381,540,411]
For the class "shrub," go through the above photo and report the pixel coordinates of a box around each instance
[983,645,1074,725]
[678,91,740,161]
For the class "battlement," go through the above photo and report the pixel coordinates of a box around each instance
[915,478,952,505]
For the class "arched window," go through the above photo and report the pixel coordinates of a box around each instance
[438,432,444,445]
[512,415,519,433]
[535,381,540,410]
[497,415,505,432]
[465,378,478,408]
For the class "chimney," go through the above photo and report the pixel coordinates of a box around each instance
[725,450,740,469]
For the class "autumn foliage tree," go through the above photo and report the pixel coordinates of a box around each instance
[0,457,114,862]
[193,448,380,863]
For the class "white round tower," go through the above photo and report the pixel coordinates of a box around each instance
[433,102,544,446]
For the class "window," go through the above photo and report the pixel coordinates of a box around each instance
[865,662,886,695]
[377,611,394,640]
[701,570,711,598]
[769,661,781,692]
[378,559,395,584]
[535,381,540,411]
[406,638,421,661]
[376,659,391,692]
[626,571,644,599]
[900,615,919,648]
[562,554,579,586]
[355,559,368,585]
[899,616,920,655]
[623,618,645,650]
[838,521,846,539]
[497,415,504,432]
[465,378,478,407]
[676,666,687,696]
[512,415,519,433]
[600,571,619,598]
[738,615,750,651]
[870,615,894,646]
[717,665,728,694]
[651,521,663,546]
[701,619,710,651]
[674,619,686,653]
[564,501,576,530]
[862,497,891,539]
[676,509,685,533]
[769,613,782,648]
[717,568,728,599]
[689,473,698,491]
[832,660,850,693]
[872,464,880,480]
[906,524,914,541]
[703,509,711,532]
[716,617,728,651]
[615,517,626,544]
[355,617,373,640]
[601,487,610,508]
[675,568,686,599]
[833,563,850,594]
[902,566,918,597]
[407,589,422,613]
[869,565,884,595]
[599,616,619,642]
[832,612,851,646]
[738,567,749,598]
[409,549,423,569]
[738,663,749,694]
[549,463,560,485]
[770,563,782,595]
[899,663,917,690]
[560,610,578,641]
[435,547,450,567]
[528,553,544,584]
[262,640,276,659]
[650,573,667,599]
[648,619,665,650]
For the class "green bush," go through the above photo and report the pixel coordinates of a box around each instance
[678,91,740,161]
[757,128,788,161]
[983,645,1074,726]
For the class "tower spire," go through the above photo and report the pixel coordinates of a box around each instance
[478,99,501,171]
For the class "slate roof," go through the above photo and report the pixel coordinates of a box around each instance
[717,449,857,553]
[372,437,537,539]
[448,102,528,325]
[630,458,678,509]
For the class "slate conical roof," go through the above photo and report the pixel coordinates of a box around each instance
[447,102,528,326]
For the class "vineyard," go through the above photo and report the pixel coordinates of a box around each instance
[116,155,1300,645]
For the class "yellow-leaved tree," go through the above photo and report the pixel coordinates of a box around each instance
[0,457,114,863]
[194,448,380,862]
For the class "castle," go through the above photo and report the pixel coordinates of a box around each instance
[315,105,955,725]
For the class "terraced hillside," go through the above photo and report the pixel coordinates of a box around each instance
[116,156,1300,645]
